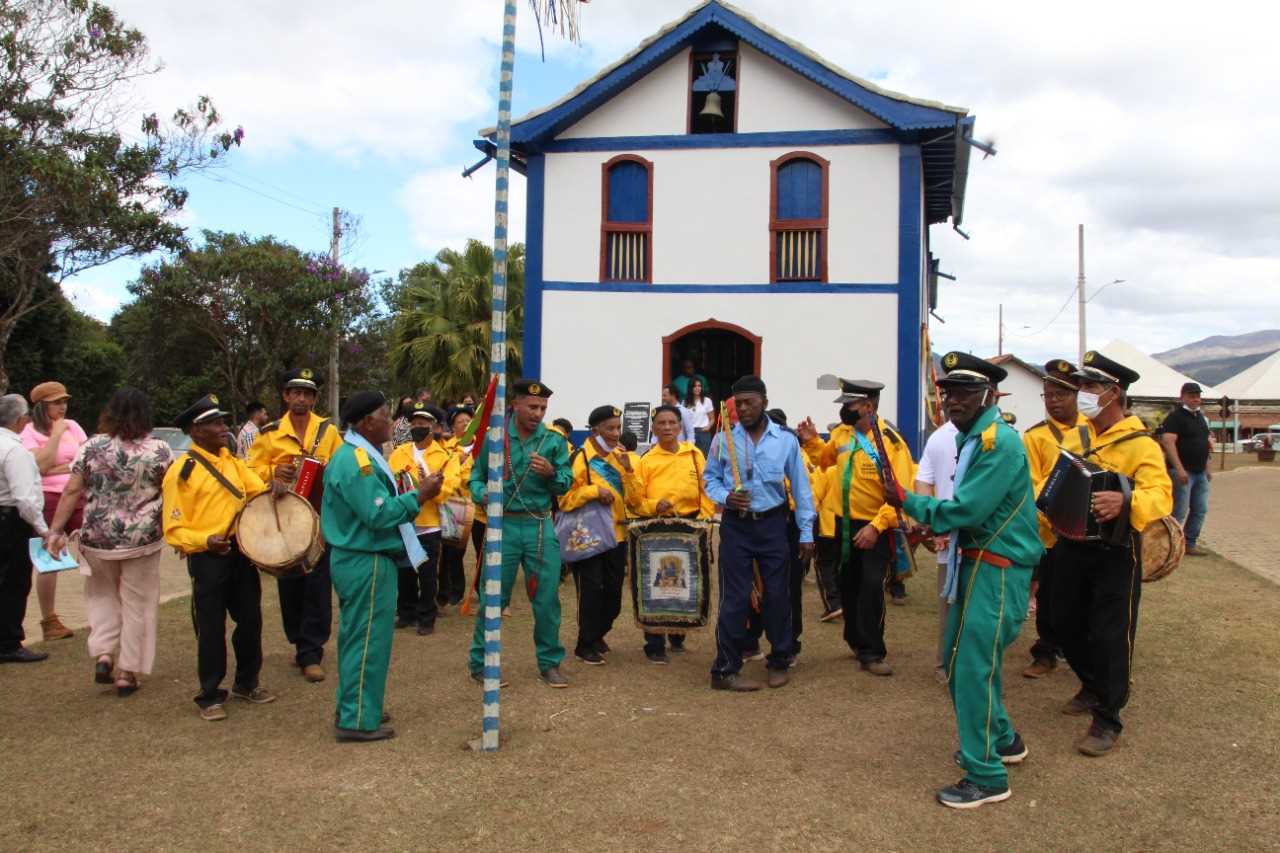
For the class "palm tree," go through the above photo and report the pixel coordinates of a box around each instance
[390,239,523,402]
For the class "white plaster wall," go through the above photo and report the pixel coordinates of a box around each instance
[995,364,1046,434]
[559,49,690,139]
[736,43,887,133]
[538,290,899,432]
[542,144,899,284]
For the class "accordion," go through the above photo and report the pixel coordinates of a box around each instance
[1035,449,1132,545]
[292,455,326,511]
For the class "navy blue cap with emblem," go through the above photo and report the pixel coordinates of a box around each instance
[588,405,622,427]
[513,378,552,399]
[176,394,230,431]
[446,405,474,427]
[408,402,437,422]
[936,351,1007,387]
[833,378,885,404]
[1043,359,1080,390]
[1074,351,1140,389]
[281,367,323,391]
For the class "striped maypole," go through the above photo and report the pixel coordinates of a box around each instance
[479,0,520,753]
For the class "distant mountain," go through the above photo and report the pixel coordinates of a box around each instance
[1153,330,1280,387]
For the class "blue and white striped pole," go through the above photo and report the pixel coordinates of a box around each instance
[480,0,520,753]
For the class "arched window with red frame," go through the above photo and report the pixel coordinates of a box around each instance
[600,154,653,283]
[770,152,829,283]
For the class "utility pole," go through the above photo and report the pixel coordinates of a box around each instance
[1076,224,1086,364]
[328,207,341,417]
[998,303,1003,356]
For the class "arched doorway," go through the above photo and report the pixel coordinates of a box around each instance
[662,320,762,405]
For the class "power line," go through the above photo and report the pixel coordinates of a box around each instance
[206,173,328,219]
[1010,285,1079,338]
[223,167,329,211]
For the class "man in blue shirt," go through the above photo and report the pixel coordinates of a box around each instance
[704,376,816,691]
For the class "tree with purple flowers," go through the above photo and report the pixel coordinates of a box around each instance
[0,0,243,391]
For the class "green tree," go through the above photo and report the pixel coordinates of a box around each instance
[125,231,377,419]
[6,276,124,427]
[0,0,242,391]
[390,240,523,402]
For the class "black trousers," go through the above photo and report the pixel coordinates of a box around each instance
[713,509,792,675]
[397,531,441,627]
[812,535,842,614]
[0,509,34,652]
[438,539,466,605]
[825,521,890,662]
[744,511,805,654]
[571,542,626,654]
[643,630,685,652]
[190,546,262,708]
[276,545,332,666]
[1051,537,1143,733]
[1029,544,1063,662]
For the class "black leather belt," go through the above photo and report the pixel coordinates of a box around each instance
[727,504,786,522]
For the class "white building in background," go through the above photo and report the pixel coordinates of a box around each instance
[986,355,1047,432]
[474,0,981,453]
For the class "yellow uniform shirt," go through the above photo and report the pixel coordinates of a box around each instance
[1024,413,1095,548]
[386,440,461,530]
[802,423,854,470]
[560,439,631,540]
[814,426,915,537]
[623,441,715,519]
[162,445,267,555]
[1087,416,1173,533]
[246,411,344,483]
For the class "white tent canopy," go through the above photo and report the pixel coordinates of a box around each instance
[1098,339,1217,398]
[1217,349,1280,399]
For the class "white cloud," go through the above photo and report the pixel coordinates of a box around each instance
[400,165,527,259]
[77,0,1280,363]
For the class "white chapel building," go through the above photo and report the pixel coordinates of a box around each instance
[477,0,980,453]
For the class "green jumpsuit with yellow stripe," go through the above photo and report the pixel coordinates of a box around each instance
[321,443,422,732]
[904,406,1044,790]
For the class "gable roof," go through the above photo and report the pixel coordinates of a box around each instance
[1098,339,1218,398]
[1218,348,1280,399]
[988,353,1046,381]
[479,0,977,225]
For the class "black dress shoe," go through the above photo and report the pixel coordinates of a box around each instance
[417,623,435,636]
[335,725,396,743]
[0,647,48,663]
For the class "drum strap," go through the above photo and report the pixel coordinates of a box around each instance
[181,452,244,501]
[309,419,332,456]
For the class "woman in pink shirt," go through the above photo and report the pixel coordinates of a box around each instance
[21,381,87,641]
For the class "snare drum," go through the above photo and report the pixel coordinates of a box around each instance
[236,492,324,578]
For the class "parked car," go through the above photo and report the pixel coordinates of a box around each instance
[150,427,191,456]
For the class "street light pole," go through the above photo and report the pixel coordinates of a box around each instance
[1076,224,1086,364]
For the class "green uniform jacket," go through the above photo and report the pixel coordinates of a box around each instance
[469,419,573,513]
[904,406,1044,568]
[321,442,421,553]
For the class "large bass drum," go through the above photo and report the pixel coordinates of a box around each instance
[236,491,323,578]
[1140,515,1184,583]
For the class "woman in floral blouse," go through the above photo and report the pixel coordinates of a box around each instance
[45,389,173,696]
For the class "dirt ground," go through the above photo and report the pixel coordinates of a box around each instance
[3,538,1279,853]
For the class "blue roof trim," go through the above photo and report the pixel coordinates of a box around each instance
[537,128,897,153]
[542,281,897,294]
[509,2,961,145]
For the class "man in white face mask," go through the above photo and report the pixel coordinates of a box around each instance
[1052,351,1172,759]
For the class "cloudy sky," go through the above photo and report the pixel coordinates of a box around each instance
[71,0,1279,364]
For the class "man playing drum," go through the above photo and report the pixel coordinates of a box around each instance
[162,395,277,722]
[247,368,343,683]
[1051,352,1172,757]
[387,403,461,635]
[886,352,1042,810]
[322,391,443,743]
[623,404,717,664]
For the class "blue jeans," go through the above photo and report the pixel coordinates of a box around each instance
[1171,470,1210,547]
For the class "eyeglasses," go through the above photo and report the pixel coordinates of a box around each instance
[938,386,987,400]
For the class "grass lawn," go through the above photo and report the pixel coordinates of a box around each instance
[2,549,1277,853]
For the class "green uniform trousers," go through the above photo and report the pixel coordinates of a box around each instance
[331,548,397,732]
[943,557,1032,789]
[469,515,565,674]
